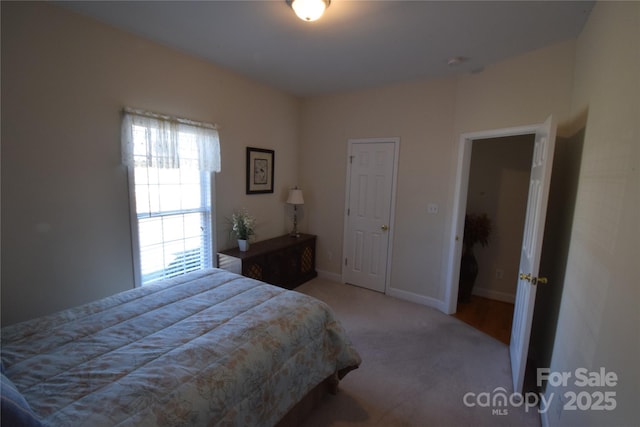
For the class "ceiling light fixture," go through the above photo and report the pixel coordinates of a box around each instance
[287,0,331,22]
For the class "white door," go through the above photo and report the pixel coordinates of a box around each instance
[510,115,556,393]
[343,139,397,293]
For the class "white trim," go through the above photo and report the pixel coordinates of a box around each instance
[209,172,217,266]
[444,123,546,314]
[472,287,516,304]
[342,137,400,294]
[442,135,471,314]
[540,403,551,427]
[387,286,448,313]
[126,166,142,288]
[316,269,342,283]
[459,124,540,140]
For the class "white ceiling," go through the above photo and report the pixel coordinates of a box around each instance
[59,1,594,97]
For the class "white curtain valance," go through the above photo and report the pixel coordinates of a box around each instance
[121,108,221,173]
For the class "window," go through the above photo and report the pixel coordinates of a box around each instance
[122,109,221,285]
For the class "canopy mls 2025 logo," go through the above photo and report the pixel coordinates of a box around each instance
[463,367,618,416]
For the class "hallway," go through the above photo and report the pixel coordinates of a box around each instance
[453,296,514,344]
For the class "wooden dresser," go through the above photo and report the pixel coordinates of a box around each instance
[217,234,317,290]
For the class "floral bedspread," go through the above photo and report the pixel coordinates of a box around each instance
[1,268,361,426]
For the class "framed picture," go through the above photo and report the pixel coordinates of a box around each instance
[246,147,275,194]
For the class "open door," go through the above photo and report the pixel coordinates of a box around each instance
[510,115,556,393]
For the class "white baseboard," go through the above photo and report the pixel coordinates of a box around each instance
[316,269,342,283]
[387,286,448,313]
[315,269,448,313]
[472,286,516,303]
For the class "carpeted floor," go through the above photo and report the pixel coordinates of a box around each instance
[296,277,541,427]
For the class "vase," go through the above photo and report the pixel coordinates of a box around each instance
[238,239,250,252]
[458,246,478,303]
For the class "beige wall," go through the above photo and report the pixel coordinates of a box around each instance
[300,40,576,306]
[1,2,299,325]
[542,2,639,425]
[299,78,457,303]
[466,135,534,302]
[453,39,576,136]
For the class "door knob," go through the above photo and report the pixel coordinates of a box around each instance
[519,273,532,282]
[532,276,548,285]
[519,273,548,285]
[381,225,389,231]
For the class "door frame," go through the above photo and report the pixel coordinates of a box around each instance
[444,124,542,314]
[342,137,400,293]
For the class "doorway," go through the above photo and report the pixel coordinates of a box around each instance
[445,117,557,393]
[342,138,399,293]
[454,134,535,344]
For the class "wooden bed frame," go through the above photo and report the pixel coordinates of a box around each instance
[277,375,338,426]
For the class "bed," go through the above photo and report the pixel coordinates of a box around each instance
[0,268,361,426]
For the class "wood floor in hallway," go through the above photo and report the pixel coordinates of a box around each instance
[453,295,515,344]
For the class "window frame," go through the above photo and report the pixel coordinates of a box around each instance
[125,128,217,288]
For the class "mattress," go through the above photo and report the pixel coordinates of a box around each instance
[1,268,361,426]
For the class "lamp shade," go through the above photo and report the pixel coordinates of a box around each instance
[286,188,305,205]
